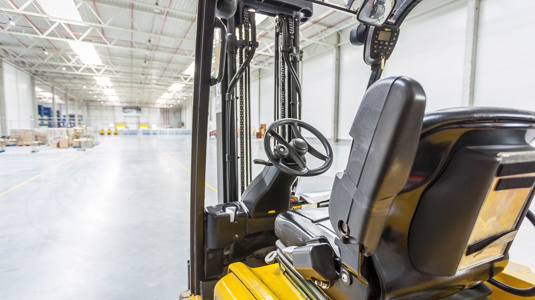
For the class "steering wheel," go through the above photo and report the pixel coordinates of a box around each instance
[264,118,333,177]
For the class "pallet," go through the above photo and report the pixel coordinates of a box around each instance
[5,144,17,147]
[0,149,5,153]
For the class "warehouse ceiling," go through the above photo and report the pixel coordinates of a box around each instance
[0,0,359,108]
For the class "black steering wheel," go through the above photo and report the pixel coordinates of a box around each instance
[264,118,333,177]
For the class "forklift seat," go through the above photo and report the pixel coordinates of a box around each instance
[274,76,535,299]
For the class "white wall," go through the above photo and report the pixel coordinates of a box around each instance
[82,105,178,129]
[473,0,535,109]
[338,44,370,140]
[253,0,469,141]
[259,70,275,126]
[170,107,182,127]
[301,50,336,139]
[382,0,467,112]
[3,62,35,131]
[250,72,260,132]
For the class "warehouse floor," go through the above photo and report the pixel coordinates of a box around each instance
[0,135,534,299]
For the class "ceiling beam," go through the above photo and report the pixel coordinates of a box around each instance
[0,28,194,58]
[0,8,196,45]
[77,0,196,20]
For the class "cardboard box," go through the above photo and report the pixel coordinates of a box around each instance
[49,141,58,148]
[58,138,69,148]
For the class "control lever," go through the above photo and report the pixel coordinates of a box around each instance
[222,203,240,223]
[253,159,273,166]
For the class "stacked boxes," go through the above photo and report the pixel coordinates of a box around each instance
[256,124,267,139]
[58,138,69,148]
[10,129,47,146]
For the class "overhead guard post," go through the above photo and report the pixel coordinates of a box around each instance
[190,0,217,295]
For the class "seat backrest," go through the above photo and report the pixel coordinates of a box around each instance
[369,107,535,298]
[329,76,426,257]
[328,76,535,298]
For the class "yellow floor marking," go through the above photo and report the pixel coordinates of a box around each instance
[151,142,218,193]
[0,155,80,198]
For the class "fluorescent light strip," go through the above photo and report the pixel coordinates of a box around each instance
[169,83,184,92]
[94,76,112,86]
[39,0,102,65]
[184,62,195,76]
[69,41,102,65]
[38,0,83,22]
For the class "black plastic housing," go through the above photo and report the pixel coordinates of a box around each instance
[329,76,426,257]
[242,165,297,218]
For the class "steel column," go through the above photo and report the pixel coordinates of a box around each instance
[52,86,58,128]
[461,0,480,107]
[0,59,7,136]
[189,0,216,295]
[332,32,340,143]
[30,76,38,128]
[65,89,69,128]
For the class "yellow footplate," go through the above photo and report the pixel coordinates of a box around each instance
[489,262,535,299]
[214,262,307,300]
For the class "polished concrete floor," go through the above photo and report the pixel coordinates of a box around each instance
[0,135,534,299]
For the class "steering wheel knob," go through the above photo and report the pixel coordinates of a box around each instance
[275,144,289,159]
[290,138,308,156]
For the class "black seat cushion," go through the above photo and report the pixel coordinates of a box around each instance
[274,208,338,254]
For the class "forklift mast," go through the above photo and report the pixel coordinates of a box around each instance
[216,0,311,203]
[190,0,424,295]
[191,0,312,295]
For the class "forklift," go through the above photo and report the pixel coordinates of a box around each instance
[187,0,535,299]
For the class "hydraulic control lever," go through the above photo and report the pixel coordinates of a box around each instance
[222,203,240,223]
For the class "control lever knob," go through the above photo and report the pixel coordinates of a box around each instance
[224,206,238,223]
[275,144,289,159]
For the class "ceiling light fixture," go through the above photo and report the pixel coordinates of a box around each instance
[39,0,102,65]
[94,76,112,87]
[69,41,102,65]
[153,1,162,13]
[37,0,83,22]
[61,66,66,71]
[8,16,16,27]
[169,83,184,92]
[42,48,49,55]
[184,62,195,76]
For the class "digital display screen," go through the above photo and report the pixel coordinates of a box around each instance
[378,31,392,41]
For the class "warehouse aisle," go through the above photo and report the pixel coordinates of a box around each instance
[1,135,534,300]
[0,136,200,299]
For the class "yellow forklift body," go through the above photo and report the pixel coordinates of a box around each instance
[489,262,535,299]
[211,261,535,300]
[214,262,305,300]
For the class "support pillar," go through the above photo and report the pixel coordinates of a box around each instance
[74,97,78,126]
[30,76,38,128]
[332,32,341,143]
[0,59,7,136]
[52,86,58,128]
[461,0,480,107]
[65,89,69,128]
